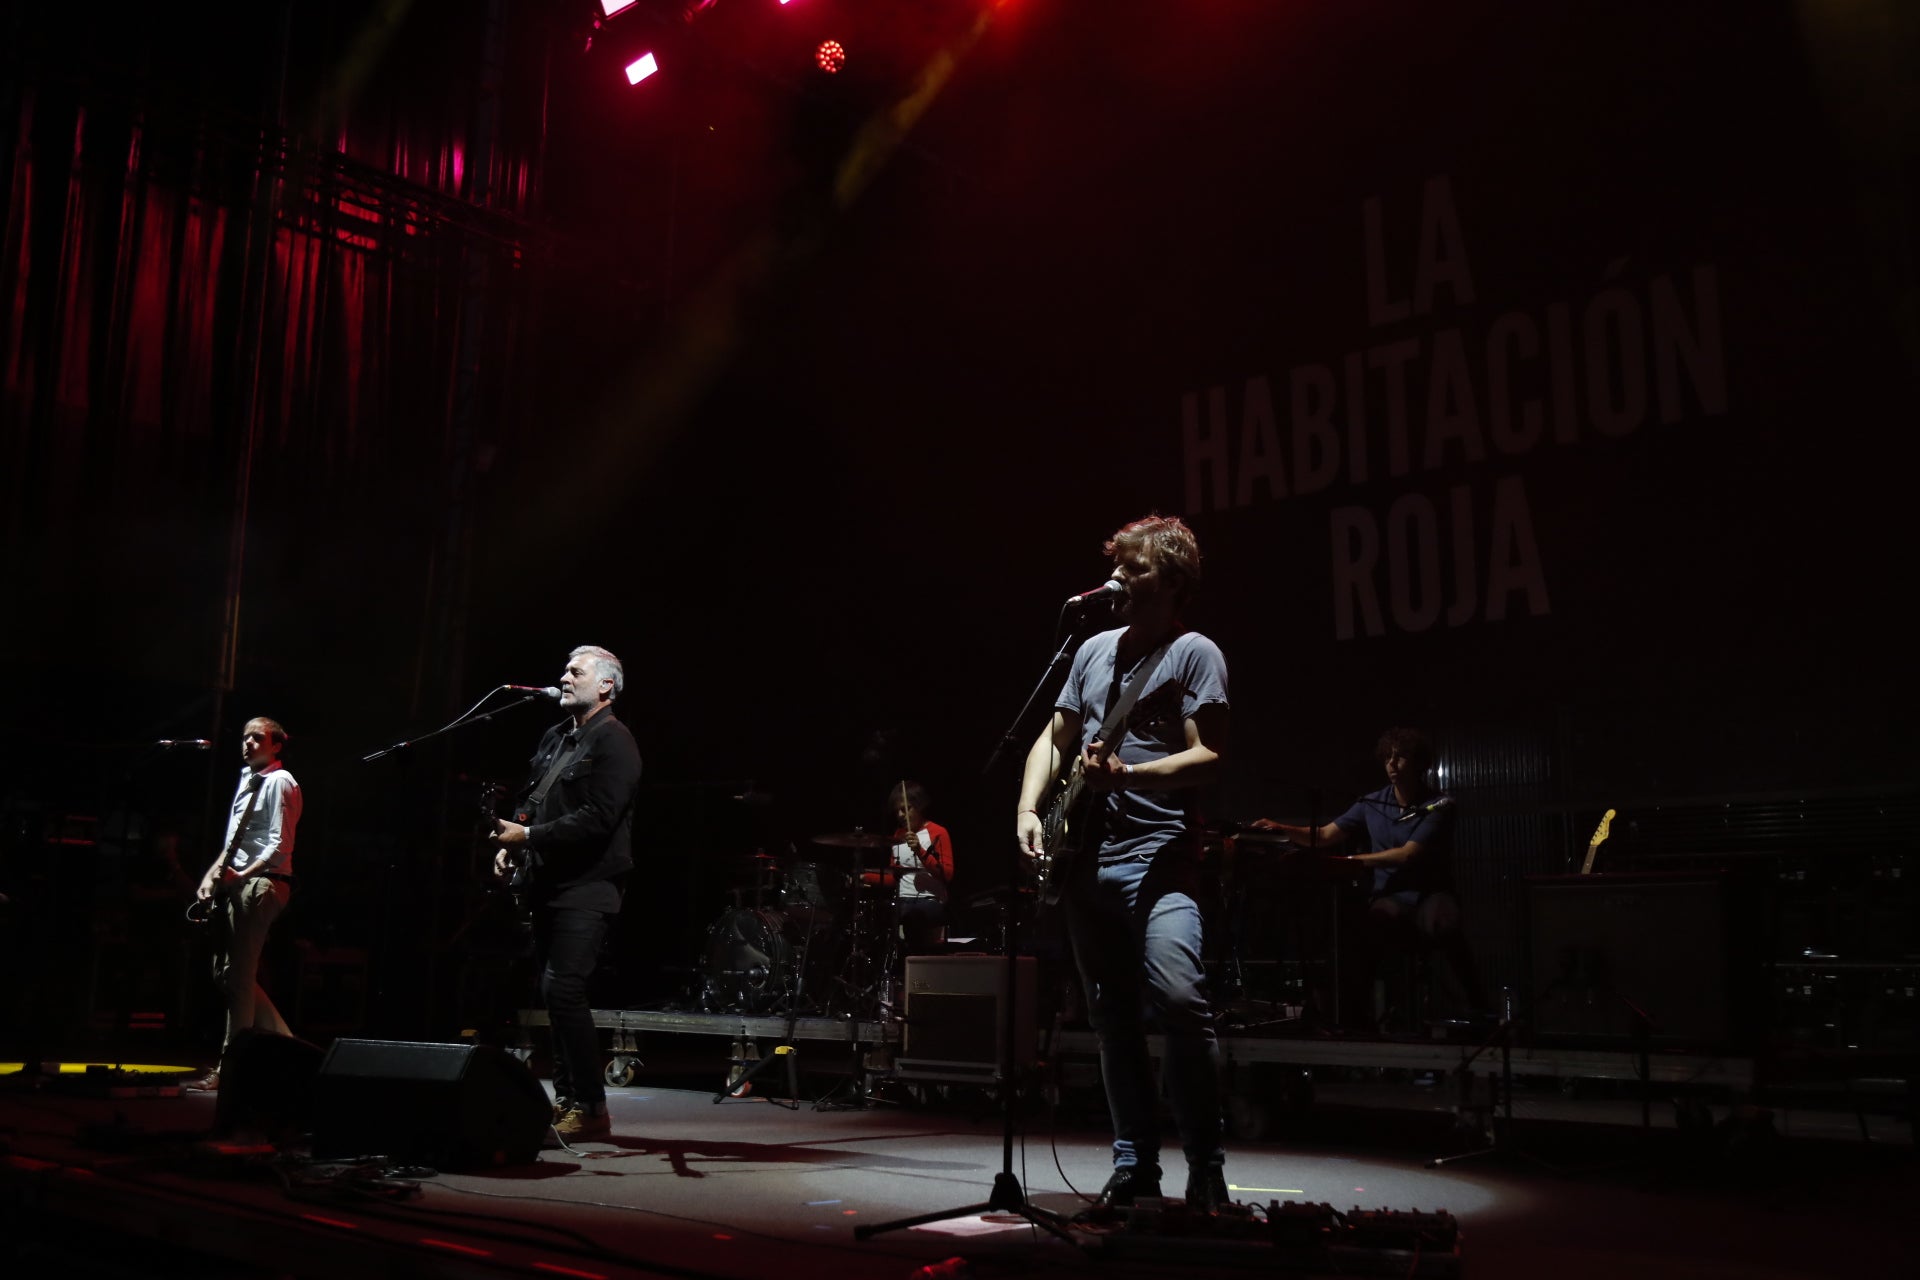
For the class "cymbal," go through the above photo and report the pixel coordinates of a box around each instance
[809,831,889,849]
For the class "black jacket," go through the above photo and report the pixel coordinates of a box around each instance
[520,709,642,897]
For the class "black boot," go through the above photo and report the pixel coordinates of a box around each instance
[1094,1165,1163,1209]
[1185,1165,1231,1214]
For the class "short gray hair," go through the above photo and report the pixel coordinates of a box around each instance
[569,645,625,699]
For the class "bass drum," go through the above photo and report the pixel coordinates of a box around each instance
[702,907,793,1014]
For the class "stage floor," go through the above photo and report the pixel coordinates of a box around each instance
[2,1064,1915,1280]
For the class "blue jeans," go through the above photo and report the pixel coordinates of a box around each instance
[1066,850,1224,1176]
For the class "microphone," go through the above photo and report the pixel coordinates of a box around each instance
[1064,578,1125,607]
[503,685,562,699]
[1394,795,1454,822]
[156,739,213,749]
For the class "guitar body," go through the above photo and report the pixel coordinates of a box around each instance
[479,781,534,912]
[1037,763,1092,905]
[1032,637,1172,905]
[505,803,535,908]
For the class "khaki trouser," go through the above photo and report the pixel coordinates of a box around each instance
[213,876,292,1051]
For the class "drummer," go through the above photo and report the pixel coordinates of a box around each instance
[884,781,954,957]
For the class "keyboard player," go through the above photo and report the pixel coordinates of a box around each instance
[1247,728,1488,1030]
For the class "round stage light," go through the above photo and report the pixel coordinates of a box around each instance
[816,40,846,74]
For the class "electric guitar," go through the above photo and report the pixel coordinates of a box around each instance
[1038,726,1144,905]
[480,780,534,910]
[1578,808,1616,875]
[1034,639,1175,905]
[1036,749,1101,906]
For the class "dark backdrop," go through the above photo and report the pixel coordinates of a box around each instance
[2,0,1913,1042]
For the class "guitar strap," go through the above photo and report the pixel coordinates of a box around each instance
[1078,635,1176,850]
[1096,636,1177,750]
[221,773,265,871]
[525,726,584,816]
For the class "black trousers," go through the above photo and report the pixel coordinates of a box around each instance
[534,906,612,1107]
[897,896,945,957]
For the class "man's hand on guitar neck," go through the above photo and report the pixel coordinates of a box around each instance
[1080,739,1133,792]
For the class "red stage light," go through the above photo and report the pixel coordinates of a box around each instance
[599,0,639,15]
[625,53,659,85]
[816,40,845,74]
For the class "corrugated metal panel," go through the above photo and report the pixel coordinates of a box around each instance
[1432,724,1562,1014]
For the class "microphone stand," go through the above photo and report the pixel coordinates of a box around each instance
[982,605,1094,778]
[359,687,551,1042]
[857,605,1094,1247]
[361,688,551,763]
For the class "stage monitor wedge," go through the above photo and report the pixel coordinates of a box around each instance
[311,1038,550,1169]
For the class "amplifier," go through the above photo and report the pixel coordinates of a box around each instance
[900,955,1037,1073]
[1527,872,1729,1047]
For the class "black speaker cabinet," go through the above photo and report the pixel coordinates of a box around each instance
[1527,873,1728,1047]
[311,1039,550,1168]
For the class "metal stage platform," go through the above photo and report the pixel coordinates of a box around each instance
[522,1007,1757,1093]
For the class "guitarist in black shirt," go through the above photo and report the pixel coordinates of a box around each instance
[1015,515,1233,1214]
[492,645,642,1142]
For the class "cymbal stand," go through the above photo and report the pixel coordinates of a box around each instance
[829,832,890,1018]
[824,833,862,1015]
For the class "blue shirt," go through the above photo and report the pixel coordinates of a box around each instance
[1334,784,1453,897]
[1055,627,1229,862]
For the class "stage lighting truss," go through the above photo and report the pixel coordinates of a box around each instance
[595,0,841,91]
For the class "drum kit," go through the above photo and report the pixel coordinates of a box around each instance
[697,829,904,1018]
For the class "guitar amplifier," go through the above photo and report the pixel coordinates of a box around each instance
[899,956,1038,1076]
[1526,872,1729,1047]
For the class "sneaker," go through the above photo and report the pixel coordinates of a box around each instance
[551,1096,575,1123]
[553,1102,612,1141]
[1094,1165,1163,1209]
[180,1070,220,1093]
[1185,1166,1231,1214]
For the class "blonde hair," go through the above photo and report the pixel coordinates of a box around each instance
[1105,513,1202,592]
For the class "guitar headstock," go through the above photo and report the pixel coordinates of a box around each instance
[1578,807,1617,874]
[1590,808,1616,850]
[478,781,509,823]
